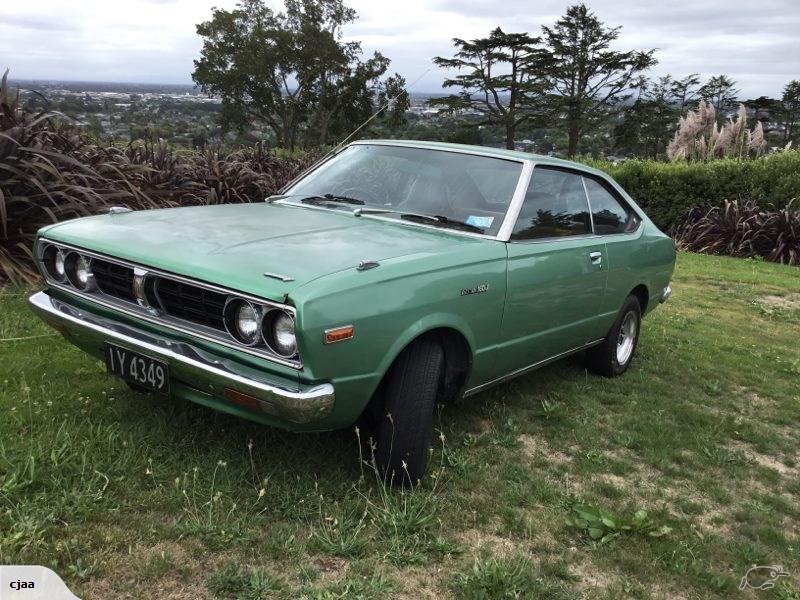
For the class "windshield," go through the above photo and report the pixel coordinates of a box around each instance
[283,144,524,236]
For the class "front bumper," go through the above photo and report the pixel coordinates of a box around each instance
[28,291,335,424]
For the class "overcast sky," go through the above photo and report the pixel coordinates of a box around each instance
[2,0,798,98]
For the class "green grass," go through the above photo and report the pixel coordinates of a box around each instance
[1,252,799,598]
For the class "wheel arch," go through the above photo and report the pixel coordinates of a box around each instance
[630,283,650,315]
[366,317,475,414]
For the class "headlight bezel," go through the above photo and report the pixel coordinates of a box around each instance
[64,251,97,292]
[262,309,298,358]
[41,243,67,282]
[223,297,263,347]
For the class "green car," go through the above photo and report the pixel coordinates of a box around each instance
[29,141,675,481]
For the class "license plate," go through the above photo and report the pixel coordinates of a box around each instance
[106,343,170,394]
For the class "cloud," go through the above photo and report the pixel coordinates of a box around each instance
[0,11,78,32]
[1,0,797,97]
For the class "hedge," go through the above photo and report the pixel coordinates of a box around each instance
[585,151,800,229]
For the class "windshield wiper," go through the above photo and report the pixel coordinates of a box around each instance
[399,213,486,234]
[300,193,364,206]
[352,206,487,234]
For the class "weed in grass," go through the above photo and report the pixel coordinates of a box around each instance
[206,561,283,599]
[488,418,523,449]
[451,555,535,599]
[299,573,396,599]
[311,501,368,558]
[703,380,722,396]
[565,504,671,544]
[135,549,180,580]
[168,457,268,541]
[539,398,563,420]
[262,523,303,559]
[366,467,444,564]
[65,557,97,581]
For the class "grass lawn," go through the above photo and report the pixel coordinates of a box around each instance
[1,251,799,599]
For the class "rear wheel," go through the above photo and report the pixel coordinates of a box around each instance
[587,295,641,377]
[363,338,444,484]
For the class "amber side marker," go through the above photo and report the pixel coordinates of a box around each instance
[324,325,354,344]
[224,388,261,411]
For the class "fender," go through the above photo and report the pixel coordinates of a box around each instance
[373,311,477,386]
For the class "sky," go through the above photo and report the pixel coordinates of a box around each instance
[1,0,798,98]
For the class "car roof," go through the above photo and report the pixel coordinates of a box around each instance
[351,139,608,178]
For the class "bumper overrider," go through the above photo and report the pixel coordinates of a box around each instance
[28,291,335,424]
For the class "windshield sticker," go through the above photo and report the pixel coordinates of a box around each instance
[466,215,494,229]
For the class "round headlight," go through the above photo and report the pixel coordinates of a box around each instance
[224,298,262,346]
[65,252,95,291]
[263,310,297,357]
[41,244,66,282]
[55,250,66,279]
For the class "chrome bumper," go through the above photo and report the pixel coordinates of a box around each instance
[28,291,335,424]
[660,285,672,303]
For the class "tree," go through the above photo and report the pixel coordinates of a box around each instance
[699,75,739,115]
[614,75,678,158]
[778,80,800,145]
[744,95,780,135]
[376,74,411,130]
[671,73,700,109]
[430,28,552,150]
[192,0,397,149]
[542,4,656,157]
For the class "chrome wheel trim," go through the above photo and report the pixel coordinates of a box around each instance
[616,311,638,365]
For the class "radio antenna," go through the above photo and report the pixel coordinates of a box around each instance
[325,68,431,158]
[275,68,432,195]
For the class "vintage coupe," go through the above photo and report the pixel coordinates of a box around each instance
[29,141,675,480]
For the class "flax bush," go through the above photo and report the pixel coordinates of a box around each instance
[0,71,316,285]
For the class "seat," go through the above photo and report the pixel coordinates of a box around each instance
[400,175,450,215]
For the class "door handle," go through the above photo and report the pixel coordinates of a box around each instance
[589,251,602,265]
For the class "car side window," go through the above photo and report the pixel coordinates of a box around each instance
[511,167,591,241]
[583,176,640,234]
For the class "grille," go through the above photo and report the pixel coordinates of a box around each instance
[154,278,227,331]
[90,257,229,332]
[92,259,136,301]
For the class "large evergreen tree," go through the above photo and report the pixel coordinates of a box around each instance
[614,75,679,158]
[430,28,552,150]
[779,80,800,145]
[699,75,740,115]
[542,4,656,157]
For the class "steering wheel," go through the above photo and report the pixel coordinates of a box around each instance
[337,181,388,205]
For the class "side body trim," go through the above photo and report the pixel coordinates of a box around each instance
[462,338,605,397]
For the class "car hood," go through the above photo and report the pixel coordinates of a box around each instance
[41,202,483,302]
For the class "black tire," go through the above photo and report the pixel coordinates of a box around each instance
[369,338,445,484]
[586,295,642,377]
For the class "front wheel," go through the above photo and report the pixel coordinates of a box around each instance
[366,338,444,484]
[586,295,642,377]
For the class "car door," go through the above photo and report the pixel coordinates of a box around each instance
[498,166,608,373]
[582,174,645,320]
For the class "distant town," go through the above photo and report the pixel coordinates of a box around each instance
[11,79,465,150]
[10,77,794,160]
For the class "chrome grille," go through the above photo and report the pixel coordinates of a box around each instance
[92,259,136,302]
[154,278,227,331]
[91,258,228,331]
